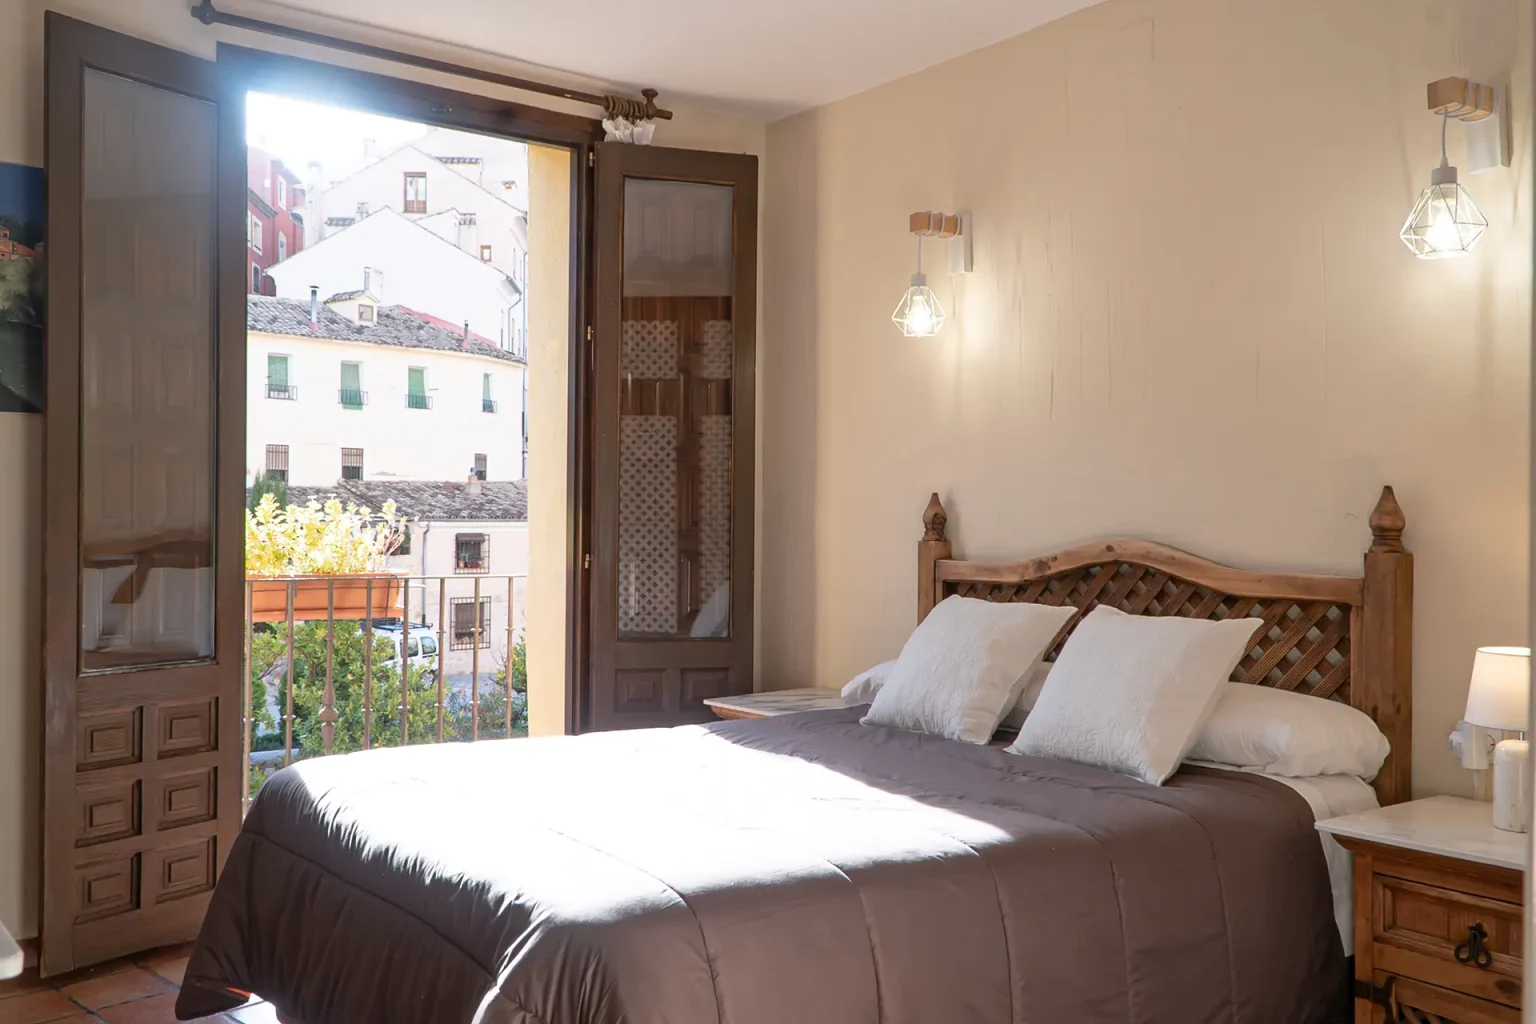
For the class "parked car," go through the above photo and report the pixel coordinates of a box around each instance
[372,623,440,681]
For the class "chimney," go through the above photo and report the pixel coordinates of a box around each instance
[465,470,482,497]
[461,321,472,352]
[371,268,384,301]
[309,286,319,324]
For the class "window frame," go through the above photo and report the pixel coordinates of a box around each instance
[266,353,294,400]
[339,360,364,409]
[479,244,493,262]
[264,443,290,482]
[403,171,427,214]
[250,262,261,293]
[454,532,489,574]
[449,596,492,650]
[357,302,376,324]
[473,453,487,481]
[276,231,287,262]
[341,447,363,480]
[277,176,287,209]
[248,211,262,253]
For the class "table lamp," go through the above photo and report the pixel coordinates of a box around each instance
[1463,646,1530,832]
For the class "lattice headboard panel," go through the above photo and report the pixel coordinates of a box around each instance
[948,568,1353,703]
[917,488,1414,805]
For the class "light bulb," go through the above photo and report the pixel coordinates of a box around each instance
[891,274,946,337]
[904,294,934,335]
[1400,164,1487,259]
[1425,195,1463,253]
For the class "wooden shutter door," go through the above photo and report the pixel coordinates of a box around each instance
[41,14,246,975]
[587,145,757,729]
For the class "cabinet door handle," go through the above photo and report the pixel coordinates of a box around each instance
[1454,922,1492,969]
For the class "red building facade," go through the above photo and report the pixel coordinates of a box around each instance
[247,146,306,294]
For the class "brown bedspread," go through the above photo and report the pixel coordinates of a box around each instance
[177,708,1344,1024]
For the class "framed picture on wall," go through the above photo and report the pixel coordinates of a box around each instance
[0,161,44,414]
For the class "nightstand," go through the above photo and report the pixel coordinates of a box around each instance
[702,688,845,720]
[1317,796,1528,1023]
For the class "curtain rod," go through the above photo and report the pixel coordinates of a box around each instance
[190,0,674,121]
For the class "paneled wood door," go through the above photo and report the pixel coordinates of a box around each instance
[587,145,757,729]
[41,14,246,975]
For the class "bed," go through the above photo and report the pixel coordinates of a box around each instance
[176,487,1413,1024]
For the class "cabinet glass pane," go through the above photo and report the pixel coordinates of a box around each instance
[617,178,734,638]
[79,69,218,671]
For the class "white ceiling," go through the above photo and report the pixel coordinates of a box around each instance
[257,0,1106,121]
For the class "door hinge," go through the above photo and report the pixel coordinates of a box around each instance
[586,325,594,343]
[588,150,595,168]
[584,553,592,569]
[1352,977,1395,1010]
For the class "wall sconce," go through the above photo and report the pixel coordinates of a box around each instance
[892,211,972,337]
[1400,77,1499,259]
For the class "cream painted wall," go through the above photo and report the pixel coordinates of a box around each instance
[761,0,1532,801]
[0,0,765,941]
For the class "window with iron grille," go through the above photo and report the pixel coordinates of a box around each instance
[265,444,289,482]
[455,533,489,574]
[403,172,427,214]
[473,454,487,481]
[339,361,364,409]
[341,447,363,480]
[407,366,431,409]
[450,597,491,650]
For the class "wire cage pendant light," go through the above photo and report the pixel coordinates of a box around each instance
[892,235,947,337]
[1401,112,1488,259]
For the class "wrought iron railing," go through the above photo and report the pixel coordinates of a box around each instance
[406,393,433,410]
[267,383,298,400]
[242,573,526,813]
[482,398,498,413]
[338,388,368,408]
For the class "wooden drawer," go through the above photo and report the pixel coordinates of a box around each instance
[1375,973,1520,1024]
[1373,871,1523,1008]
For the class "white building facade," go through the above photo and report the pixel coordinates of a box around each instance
[248,295,526,487]
[266,209,524,350]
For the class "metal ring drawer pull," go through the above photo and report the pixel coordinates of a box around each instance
[1454,922,1492,969]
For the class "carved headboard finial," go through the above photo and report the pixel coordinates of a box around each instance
[1369,486,1406,553]
[922,493,948,542]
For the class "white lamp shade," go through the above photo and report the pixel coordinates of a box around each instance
[1464,646,1531,731]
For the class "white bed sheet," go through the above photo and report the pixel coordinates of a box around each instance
[1190,762,1378,954]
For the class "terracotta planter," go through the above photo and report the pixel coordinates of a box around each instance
[248,573,404,623]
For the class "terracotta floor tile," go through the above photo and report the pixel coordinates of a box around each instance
[59,968,172,1011]
[94,994,229,1024]
[0,988,88,1024]
[133,953,186,990]
[0,970,50,1000]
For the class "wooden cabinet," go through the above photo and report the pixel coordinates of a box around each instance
[1337,838,1523,1022]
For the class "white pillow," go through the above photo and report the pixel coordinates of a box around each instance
[862,596,1075,743]
[1010,606,1264,784]
[1187,683,1390,780]
[999,663,1054,731]
[843,659,1052,731]
[841,660,895,705]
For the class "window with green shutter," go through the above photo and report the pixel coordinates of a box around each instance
[407,367,430,409]
[340,361,363,409]
[266,354,294,400]
[481,372,496,413]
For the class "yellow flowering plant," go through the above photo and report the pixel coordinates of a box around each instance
[246,493,406,576]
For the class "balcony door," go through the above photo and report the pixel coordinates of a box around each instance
[40,14,247,974]
[587,144,757,729]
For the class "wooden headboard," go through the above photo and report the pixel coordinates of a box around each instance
[917,487,1414,805]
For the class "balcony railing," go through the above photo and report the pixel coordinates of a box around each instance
[339,388,368,408]
[406,393,433,410]
[242,572,526,812]
[482,398,498,413]
[267,383,298,400]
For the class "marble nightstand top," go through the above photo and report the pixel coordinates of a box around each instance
[703,688,846,717]
[1316,795,1529,872]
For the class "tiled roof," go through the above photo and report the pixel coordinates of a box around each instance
[326,289,367,302]
[325,216,356,227]
[248,296,525,364]
[434,156,481,165]
[286,479,527,522]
